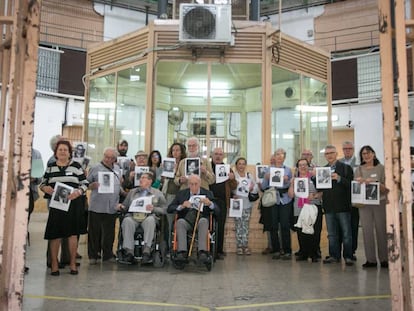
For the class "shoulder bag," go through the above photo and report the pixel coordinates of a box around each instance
[261,187,277,207]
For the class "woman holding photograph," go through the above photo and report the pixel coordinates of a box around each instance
[40,140,89,276]
[232,157,259,255]
[354,145,387,268]
[288,158,322,262]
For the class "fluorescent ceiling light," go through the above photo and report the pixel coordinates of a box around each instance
[295,105,328,112]
[311,115,338,122]
[186,89,229,97]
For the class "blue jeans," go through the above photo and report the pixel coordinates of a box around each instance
[325,212,353,260]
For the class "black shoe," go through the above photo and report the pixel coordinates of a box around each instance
[294,250,302,257]
[296,256,307,261]
[362,261,377,268]
[69,269,78,275]
[125,253,137,265]
[141,253,152,264]
[311,257,319,263]
[176,251,187,262]
[380,261,388,268]
[323,256,339,264]
[215,253,224,260]
[198,251,209,264]
[50,270,60,276]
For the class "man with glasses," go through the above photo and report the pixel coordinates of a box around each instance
[175,137,215,190]
[339,141,359,261]
[320,145,354,266]
[87,147,122,264]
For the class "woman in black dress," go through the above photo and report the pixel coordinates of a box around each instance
[40,140,88,276]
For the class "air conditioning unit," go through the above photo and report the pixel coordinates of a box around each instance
[179,4,232,45]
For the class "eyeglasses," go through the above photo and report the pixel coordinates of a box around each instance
[324,152,336,155]
[151,154,160,158]
[187,144,197,148]
[343,148,354,150]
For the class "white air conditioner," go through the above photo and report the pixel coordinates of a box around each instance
[179,4,232,45]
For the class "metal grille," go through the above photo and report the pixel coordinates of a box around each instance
[357,53,381,101]
[36,48,60,93]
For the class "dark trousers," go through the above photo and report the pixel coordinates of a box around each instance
[297,205,323,258]
[88,211,117,260]
[215,199,227,254]
[338,206,359,255]
[271,202,293,254]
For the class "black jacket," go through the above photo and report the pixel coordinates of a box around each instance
[167,187,218,219]
[320,160,353,214]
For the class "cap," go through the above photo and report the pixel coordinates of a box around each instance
[135,150,148,158]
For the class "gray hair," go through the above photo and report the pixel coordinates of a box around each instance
[274,148,286,157]
[103,147,118,157]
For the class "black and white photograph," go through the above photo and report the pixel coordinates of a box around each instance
[98,171,114,193]
[315,167,332,189]
[134,166,150,186]
[185,158,200,176]
[49,182,73,212]
[365,183,379,202]
[161,157,176,178]
[294,177,309,198]
[351,181,380,205]
[117,156,131,175]
[190,195,206,211]
[215,164,230,184]
[128,196,153,213]
[236,178,250,197]
[256,165,268,183]
[229,198,243,218]
[352,181,361,194]
[269,167,284,187]
[72,142,89,169]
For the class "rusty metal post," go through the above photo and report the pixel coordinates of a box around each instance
[0,1,41,310]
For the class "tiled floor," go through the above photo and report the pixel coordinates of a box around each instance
[23,213,391,311]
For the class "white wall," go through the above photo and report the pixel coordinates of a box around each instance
[94,3,157,41]
[332,103,384,162]
[33,97,84,168]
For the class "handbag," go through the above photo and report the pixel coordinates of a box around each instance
[261,187,277,207]
[248,191,260,202]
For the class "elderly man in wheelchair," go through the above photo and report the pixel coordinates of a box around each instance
[117,171,167,264]
[168,174,217,268]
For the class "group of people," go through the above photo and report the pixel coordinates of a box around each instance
[37,134,388,276]
[258,141,388,269]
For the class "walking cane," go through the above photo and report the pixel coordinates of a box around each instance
[188,202,203,257]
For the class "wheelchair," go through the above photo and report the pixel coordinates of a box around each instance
[170,212,217,271]
[116,213,167,268]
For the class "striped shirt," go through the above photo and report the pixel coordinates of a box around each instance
[40,160,88,197]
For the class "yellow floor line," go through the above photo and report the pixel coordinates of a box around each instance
[216,294,391,310]
[24,293,391,311]
[24,295,210,311]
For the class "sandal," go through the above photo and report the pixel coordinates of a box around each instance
[237,248,243,255]
[244,248,251,255]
